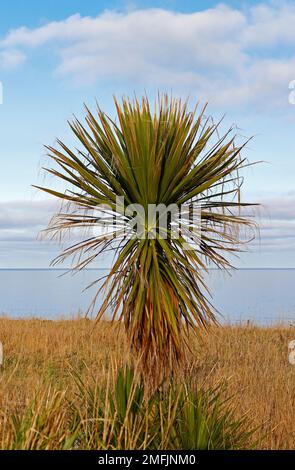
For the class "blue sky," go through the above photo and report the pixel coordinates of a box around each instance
[0,0,295,268]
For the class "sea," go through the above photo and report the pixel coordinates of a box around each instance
[0,268,295,325]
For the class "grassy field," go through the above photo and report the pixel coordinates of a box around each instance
[0,317,295,449]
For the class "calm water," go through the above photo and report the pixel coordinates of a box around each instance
[0,269,295,325]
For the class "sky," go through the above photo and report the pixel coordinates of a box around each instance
[0,0,295,268]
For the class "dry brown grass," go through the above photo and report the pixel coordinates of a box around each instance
[0,317,295,449]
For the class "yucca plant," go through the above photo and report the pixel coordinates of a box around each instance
[4,386,76,450]
[163,383,255,450]
[70,365,256,450]
[71,365,152,449]
[35,94,256,375]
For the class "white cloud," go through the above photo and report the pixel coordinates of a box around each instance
[0,49,25,70]
[242,2,295,48]
[0,3,295,108]
[260,193,295,220]
[248,193,295,253]
[0,199,57,241]
[0,200,58,267]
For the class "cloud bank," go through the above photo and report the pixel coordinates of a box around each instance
[0,193,295,267]
[0,3,295,109]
